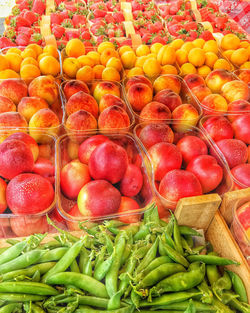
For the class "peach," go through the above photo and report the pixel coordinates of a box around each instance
[39,144,52,159]
[65,110,97,132]
[60,159,91,200]
[148,142,182,181]
[232,114,250,145]
[93,81,120,103]
[78,135,110,165]
[227,100,250,121]
[172,104,200,132]
[0,96,16,113]
[159,169,203,202]
[117,197,141,224]
[65,91,98,118]
[99,94,126,113]
[231,164,250,188]
[67,140,79,160]
[33,157,55,185]
[10,216,49,237]
[0,79,28,105]
[201,94,228,114]
[205,69,233,93]
[6,132,39,162]
[28,76,58,105]
[191,85,212,102]
[248,146,250,164]
[0,112,27,129]
[153,89,182,112]
[184,74,205,90]
[0,177,7,214]
[125,75,152,92]
[0,139,34,180]
[17,96,49,122]
[238,69,250,85]
[98,106,130,130]
[89,141,128,184]
[127,83,153,112]
[63,80,90,100]
[221,80,250,103]
[202,116,234,142]
[77,180,121,217]
[153,75,181,94]
[120,164,143,197]
[138,123,174,149]
[139,101,171,122]
[236,202,250,235]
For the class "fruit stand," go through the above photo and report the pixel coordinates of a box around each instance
[0,0,249,311]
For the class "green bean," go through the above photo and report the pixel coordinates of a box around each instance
[0,250,45,274]
[70,259,80,273]
[47,272,108,298]
[159,239,189,268]
[154,300,216,311]
[0,281,59,295]
[75,305,134,313]
[186,255,240,265]
[39,247,68,263]
[135,237,159,274]
[0,293,46,302]
[0,303,22,313]
[179,226,202,237]
[140,256,173,278]
[226,270,248,303]
[0,241,27,266]
[172,213,184,255]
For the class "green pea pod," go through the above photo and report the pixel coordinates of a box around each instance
[70,259,80,273]
[0,241,27,266]
[119,255,137,296]
[140,256,173,278]
[94,246,106,271]
[134,224,150,241]
[0,293,46,302]
[143,203,160,225]
[226,270,248,303]
[0,281,59,295]
[131,289,140,309]
[184,235,194,248]
[108,291,123,310]
[197,280,213,304]
[78,296,109,308]
[75,305,134,313]
[31,269,41,282]
[0,303,22,313]
[23,303,45,313]
[172,212,184,255]
[94,252,114,281]
[179,226,202,237]
[41,240,61,250]
[39,247,68,263]
[139,311,184,313]
[181,237,193,254]
[213,297,235,313]
[134,244,151,259]
[164,232,176,250]
[83,251,94,277]
[135,237,159,274]
[220,291,239,305]
[159,239,189,268]
[186,254,240,266]
[0,248,8,255]
[79,248,89,273]
[229,297,250,313]
[206,262,221,287]
[213,272,232,300]
[121,232,133,266]
[124,225,139,235]
[184,299,196,313]
[154,300,216,311]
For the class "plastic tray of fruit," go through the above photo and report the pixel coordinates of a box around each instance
[134,121,233,209]
[231,197,250,265]
[56,131,154,229]
[183,70,250,115]
[123,74,202,127]
[60,79,135,136]
[0,130,57,238]
[0,45,63,80]
[199,112,250,190]
[0,76,65,141]
[234,69,250,86]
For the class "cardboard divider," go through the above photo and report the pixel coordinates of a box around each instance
[123,21,135,37]
[190,0,202,22]
[40,15,51,38]
[131,34,142,48]
[46,0,55,16]
[44,35,57,47]
[199,21,214,33]
[121,2,133,21]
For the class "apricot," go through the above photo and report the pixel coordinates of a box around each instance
[39,56,60,76]
[66,39,85,58]
[66,91,98,118]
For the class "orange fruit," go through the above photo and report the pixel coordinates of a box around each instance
[188,48,205,67]
[20,64,41,82]
[150,43,163,54]
[63,58,80,78]
[100,48,119,66]
[37,53,51,63]
[121,51,136,69]
[21,57,39,68]
[39,56,60,76]
[143,58,161,78]
[97,42,115,54]
[6,47,21,55]
[193,38,205,49]
[102,67,120,81]
[161,64,178,75]
[213,58,231,70]
[180,63,197,75]
[0,69,20,79]
[127,67,144,77]
[93,64,105,79]
[170,39,184,50]
[221,34,240,50]
[76,66,94,81]
[43,45,59,59]
[118,45,133,56]
[197,65,211,77]
[176,49,188,65]
[231,48,249,66]
[205,52,218,68]
[136,45,150,57]
[0,55,9,71]
[77,55,95,67]
[26,44,43,57]
[157,46,176,65]
[106,57,122,72]
[5,53,23,72]
[203,40,218,54]
[87,51,100,65]
[21,48,37,59]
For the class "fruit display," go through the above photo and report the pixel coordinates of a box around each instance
[0,205,248,312]
[57,132,153,227]
[235,69,250,86]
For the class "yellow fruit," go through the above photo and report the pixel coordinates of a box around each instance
[157,46,176,65]
[97,42,115,54]
[21,48,37,59]
[100,48,119,66]
[213,58,231,71]
[240,41,249,49]
[240,62,250,69]
[222,50,234,60]
[21,57,39,68]
[193,38,205,49]
[127,67,144,77]
[143,58,161,78]
[135,56,147,68]
[147,53,157,59]
[136,45,150,57]
[76,66,94,81]
[231,48,249,66]
[205,52,218,68]
[5,53,23,73]
[0,55,9,71]
[121,51,136,69]
[221,34,240,50]
[118,45,133,56]
[20,64,41,82]
[106,57,122,72]
[87,51,100,65]
[63,57,80,78]
[181,42,195,53]
[203,40,218,54]
[0,69,20,79]
[37,53,50,63]
[188,48,205,67]
[77,55,95,67]
[176,49,188,65]
[39,56,60,76]
[197,65,211,77]
[180,63,197,75]
[65,39,85,58]
[161,64,178,75]
[151,43,163,54]
[43,45,59,59]
[102,67,120,81]
[6,47,21,55]
[170,39,184,50]
[26,44,43,57]
[93,64,105,79]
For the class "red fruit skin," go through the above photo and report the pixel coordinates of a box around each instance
[33,157,55,185]
[237,202,250,231]
[10,216,48,237]
[212,139,248,169]
[117,197,141,223]
[77,180,121,217]
[0,177,7,214]
[231,164,250,188]
[89,141,128,184]
[78,135,110,164]
[0,139,34,180]
[148,142,182,181]
[186,155,223,193]
[120,164,143,197]
[60,160,91,200]
[159,169,203,202]
[153,89,182,112]
[232,114,250,145]
[202,116,234,142]
[227,100,250,121]
[176,136,208,165]
[6,173,54,214]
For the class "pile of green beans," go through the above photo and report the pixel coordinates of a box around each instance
[0,203,249,313]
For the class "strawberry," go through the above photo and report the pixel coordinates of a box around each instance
[61,19,74,28]
[10,16,31,28]
[81,31,91,40]
[93,8,107,18]
[65,3,77,12]
[188,30,198,40]
[151,35,167,45]
[23,11,38,25]
[29,33,42,45]
[32,0,46,15]
[16,33,30,46]
[4,27,16,40]
[17,27,33,37]
[57,39,67,50]
[168,24,183,36]
[52,25,65,39]
[50,13,64,25]
[120,38,132,46]
[11,6,21,16]
[60,10,69,20]
[184,22,198,31]
[199,30,214,41]
[65,29,80,41]
[17,0,30,11]
[72,15,86,28]
[106,14,115,24]
[0,36,16,49]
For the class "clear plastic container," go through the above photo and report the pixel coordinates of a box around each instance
[60,79,135,141]
[0,130,57,238]
[56,131,155,230]
[123,74,203,128]
[231,198,250,266]
[134,121,233,210]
